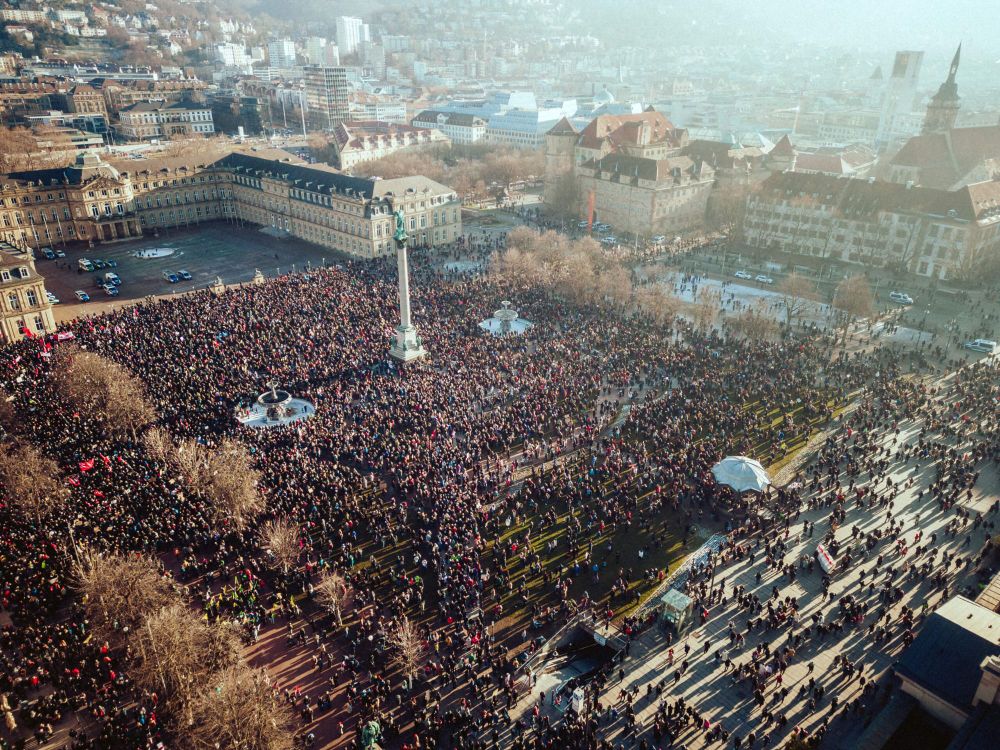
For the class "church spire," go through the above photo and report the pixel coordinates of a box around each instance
[948,43,961,82]
[921,43,962,135]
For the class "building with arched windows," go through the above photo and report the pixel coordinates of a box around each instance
[0,149,461,260]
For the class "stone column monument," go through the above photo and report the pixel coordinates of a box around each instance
[388,206,427,363]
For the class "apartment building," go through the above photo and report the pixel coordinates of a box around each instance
[742,171,1000,280]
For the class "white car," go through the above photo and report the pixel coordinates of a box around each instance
[889,291,914,305]
[734,270,753,280]
[74,290,90,302]
[755,274,774,284]
[651,235,666,244]
[964,338,997,354]
[45,291,59,304]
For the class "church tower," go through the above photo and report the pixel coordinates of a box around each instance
[543,117,578,189]
[922,44,961,134]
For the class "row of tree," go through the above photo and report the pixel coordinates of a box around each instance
[73,547,298,749]
[311,138,545,200]
[491,227,878,346]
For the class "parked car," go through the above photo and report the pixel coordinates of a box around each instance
[55,248,65,258]
[963,338,997,353]
[104,272,121,286]
[889,291,914,305]
[92,258,107,269]
[755,274,774,284]
[177,269,192,280]
[651,235,666,244]
[78,258,95,272]
[41,248,56,260]
[104,259,118,268]
[102,283,119,297]
[45,291,59,304]
[577,220,589,229]
[734,270,753,280]
[162,270,180,283]
[74,290,90,302]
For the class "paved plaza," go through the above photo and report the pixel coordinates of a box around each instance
[512,363,999,749]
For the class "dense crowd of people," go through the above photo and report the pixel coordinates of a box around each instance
[0,232,996,750]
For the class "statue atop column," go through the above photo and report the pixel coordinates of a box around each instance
[388,205,427,363]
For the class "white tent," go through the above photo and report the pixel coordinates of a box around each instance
[711,455,771,493]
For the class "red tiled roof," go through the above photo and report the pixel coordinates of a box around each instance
[793,153,846,175]
[546,116,577,136]
[769,134,795,157]
[754,171,978,221]
[576,110,678,150]
[890,125,1000,188]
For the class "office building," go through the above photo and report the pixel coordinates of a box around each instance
[304,66,349,130]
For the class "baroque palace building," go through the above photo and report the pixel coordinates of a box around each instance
[0,148,462,259]
[0,240,55,342]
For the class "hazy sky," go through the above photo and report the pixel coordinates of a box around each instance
[689,0,996,52]
[571,0,999,57]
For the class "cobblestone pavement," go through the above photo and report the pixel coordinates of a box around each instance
[511,367,998,750]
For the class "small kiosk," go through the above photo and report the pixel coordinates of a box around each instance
[657,589,694,635]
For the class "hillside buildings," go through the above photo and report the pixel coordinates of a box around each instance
[544,109,715,236]
[0,150,461,260]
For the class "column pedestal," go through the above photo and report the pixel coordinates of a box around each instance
[389,324,426,362]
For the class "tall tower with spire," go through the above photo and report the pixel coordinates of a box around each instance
[922,44,962,134]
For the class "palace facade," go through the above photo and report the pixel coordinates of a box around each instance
[0,149,462,258]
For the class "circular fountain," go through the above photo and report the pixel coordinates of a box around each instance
[479,300,534,336]
[235,382,316,429]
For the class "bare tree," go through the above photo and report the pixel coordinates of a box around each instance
[0,126,39,173]
[729,298,779,342]
[0,441,69,524]
[52,347,155,437]
[314,569,352,626]
[130,604,242,710]
[142,426,178,467]
[259,518,299,574]
[177,439,263,532]
[183,665,297,750]
[691,289,722,333]
[544,171,581,221]
[389,616,425,681]
[73,548,179,647]
[775,273,818,330]
[832,274,875,349]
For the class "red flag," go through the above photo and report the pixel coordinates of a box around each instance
[93,490,105,498]
[66,475,81,487]
[79,459,95,472]
[19,325,35,339]
[101,455,112,468]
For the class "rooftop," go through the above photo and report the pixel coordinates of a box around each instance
[895,596,1000,712]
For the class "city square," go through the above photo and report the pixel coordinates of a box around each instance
[1,3,1000,750]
